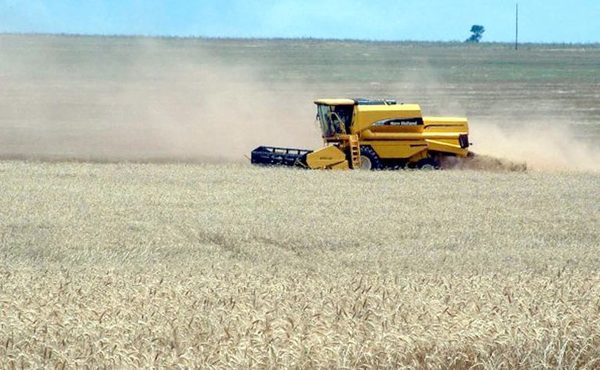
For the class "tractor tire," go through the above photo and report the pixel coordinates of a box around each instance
[359,146,382,170]
[416,157,441,170]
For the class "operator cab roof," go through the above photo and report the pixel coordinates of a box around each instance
[314,98,399,106]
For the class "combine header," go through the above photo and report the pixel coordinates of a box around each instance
[250,147,312,167]
[251,98,470,170]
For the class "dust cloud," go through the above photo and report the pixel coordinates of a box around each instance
[0,37,322,163]
[439,153,527,172]
[469,121,600,172]
[2,36,599,172]
[388,64,599,173]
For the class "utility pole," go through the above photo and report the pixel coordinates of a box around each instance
[515,3,519,50]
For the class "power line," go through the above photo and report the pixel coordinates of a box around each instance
[515,3,519,50]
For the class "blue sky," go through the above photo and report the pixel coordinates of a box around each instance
[1,0,600,43]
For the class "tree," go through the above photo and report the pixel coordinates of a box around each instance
[465,25,485,43]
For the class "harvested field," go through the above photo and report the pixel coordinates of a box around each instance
[1,35,600,167]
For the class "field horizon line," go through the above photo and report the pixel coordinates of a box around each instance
[2,32,600,48]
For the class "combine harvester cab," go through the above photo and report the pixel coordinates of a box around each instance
[251,98,470,170]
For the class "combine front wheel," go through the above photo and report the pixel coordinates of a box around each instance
[359,146,381,170]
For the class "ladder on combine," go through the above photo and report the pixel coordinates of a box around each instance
[348,135,361,169]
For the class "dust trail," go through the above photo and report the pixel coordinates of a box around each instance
[0,35,322,163]
[440,153,527,172]
[469,121,600,172]
[3,35,598,170]
[384,60,599,173]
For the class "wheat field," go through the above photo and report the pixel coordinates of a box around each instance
[1,161,599,368]
[2,34,600,369]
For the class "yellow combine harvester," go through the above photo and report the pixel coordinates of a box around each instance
[251,98,470,170]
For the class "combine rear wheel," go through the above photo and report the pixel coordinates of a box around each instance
[359,146,381,170]
[416,157,441,170]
